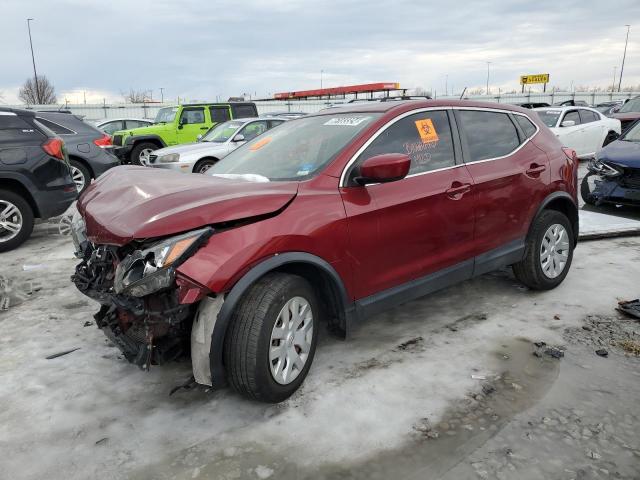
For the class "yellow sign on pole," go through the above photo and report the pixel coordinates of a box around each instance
[520,74,550,85]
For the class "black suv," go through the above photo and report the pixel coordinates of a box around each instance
[0,107,76,252]
[35,111,120,193]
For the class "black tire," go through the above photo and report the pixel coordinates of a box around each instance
[130,142,158,166]
[513,210,574,290]
[193,158,217,174]
[603,131,619,147]
[580,173,597,206]
[69,159,91,194]
[223,273,320,403]
[0,189,35,253]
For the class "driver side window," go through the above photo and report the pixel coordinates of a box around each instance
[180,108,205,125]
[239,121,268,141]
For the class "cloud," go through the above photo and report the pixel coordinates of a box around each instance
[1,0,638,104]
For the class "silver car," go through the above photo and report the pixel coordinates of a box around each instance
[147,117,287,173]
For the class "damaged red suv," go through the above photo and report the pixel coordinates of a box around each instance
[71,100,579,402]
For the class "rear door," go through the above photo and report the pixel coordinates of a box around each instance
[456,109,549,267]
[176,107,208,143]
[340,109,475,299]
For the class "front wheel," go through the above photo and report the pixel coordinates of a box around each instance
[130,142,158,166]
[224,273,319,403]
[193,158,217,174]
[580,173,598,206]
[513,210,574,290]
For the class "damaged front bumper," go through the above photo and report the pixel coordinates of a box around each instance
[587,159,640,207]
[71,221,218,377]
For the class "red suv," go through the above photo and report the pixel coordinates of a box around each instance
[71,100,579,403]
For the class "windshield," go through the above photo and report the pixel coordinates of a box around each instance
[621,121,640,142]
[202,120,244,143]
[619,98,640,113]
[535,110,561,127]
[154,107,178,123]
[208,113,381,181]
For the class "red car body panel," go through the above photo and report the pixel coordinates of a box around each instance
[78,100,578,308]
[77,166,298,245]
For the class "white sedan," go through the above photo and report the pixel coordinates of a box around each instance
[533,106,621,159]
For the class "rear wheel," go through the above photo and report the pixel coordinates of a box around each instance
[193,158,217,174]
[580,173,598,205]
[603,131,619,147]
[69,159,91,194]
[0,190,34,252]
[513,210,573,290]
[224,273,319,403]
[130,142,158,166]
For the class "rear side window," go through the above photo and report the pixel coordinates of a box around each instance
[231,104,257,119]
[36,117,75,135]
[579,110,599,123]
[101,120,124,134]
[356,110,455,176]
[457,110,520,162]
[514,115,537,138]
[209,106,231,123]
[125,120,148,129]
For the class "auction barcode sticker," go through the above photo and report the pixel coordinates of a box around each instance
[324,116,370,126]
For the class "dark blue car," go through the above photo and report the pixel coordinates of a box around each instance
[582,120,640,207]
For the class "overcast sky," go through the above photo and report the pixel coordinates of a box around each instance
[1,0,638,104]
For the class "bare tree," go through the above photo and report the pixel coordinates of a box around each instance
[18,75,57,105]
[122,88,152,103]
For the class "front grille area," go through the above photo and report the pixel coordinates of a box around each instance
[113,134,123,146]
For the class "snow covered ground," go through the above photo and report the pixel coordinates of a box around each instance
[1,219,639,479]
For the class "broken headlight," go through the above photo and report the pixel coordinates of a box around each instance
[590,157,622,177]
[71,210,89,258]
[114,227,213,297]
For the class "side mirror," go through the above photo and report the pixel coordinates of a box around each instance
[197,134,203,141]
[354,153,411,186]
[560,120,576,127]
[232,134,245,142]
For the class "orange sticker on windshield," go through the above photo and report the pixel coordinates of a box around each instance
[414,119,439,143]
[250,137,272,151]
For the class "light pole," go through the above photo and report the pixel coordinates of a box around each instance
[486,62,491,95]
[445,74,448,96]
[618,25,631,92]
[612,66,617,92]
[26,18,40,104]
[160,87,164,103]
[320,70,324,90]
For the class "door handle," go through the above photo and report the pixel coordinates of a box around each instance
[525,163,546,176]
[445,182,471,199]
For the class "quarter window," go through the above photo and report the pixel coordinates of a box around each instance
[35,117,75,135]
[179,108,205,125]
[354,110,455,179]
[457,110,520,162]
[209,106,231,123]
[514,115,537,138]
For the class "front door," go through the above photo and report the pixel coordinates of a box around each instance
[558,110,587,156]
[176,107,208,143]
[340,109,476,300]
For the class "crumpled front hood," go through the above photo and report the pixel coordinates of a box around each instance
[153,141,227,157]
[78,166,297,245]
[599,140,640,169]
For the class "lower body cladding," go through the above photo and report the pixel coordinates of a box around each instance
[72,241,221,386]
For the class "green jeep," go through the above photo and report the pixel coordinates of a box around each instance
[112,102,258,164]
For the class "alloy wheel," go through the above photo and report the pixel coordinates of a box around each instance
[269,296,314,385]
[0,200,23,242]
[70,166,86,192]
[139,148,154,166]
[540,224,570,279]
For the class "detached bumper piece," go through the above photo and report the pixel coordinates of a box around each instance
[592,178,640,207]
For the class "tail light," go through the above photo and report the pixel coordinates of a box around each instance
[561,147,577,162]
[93,134,113,148]
[42,138,65,160]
